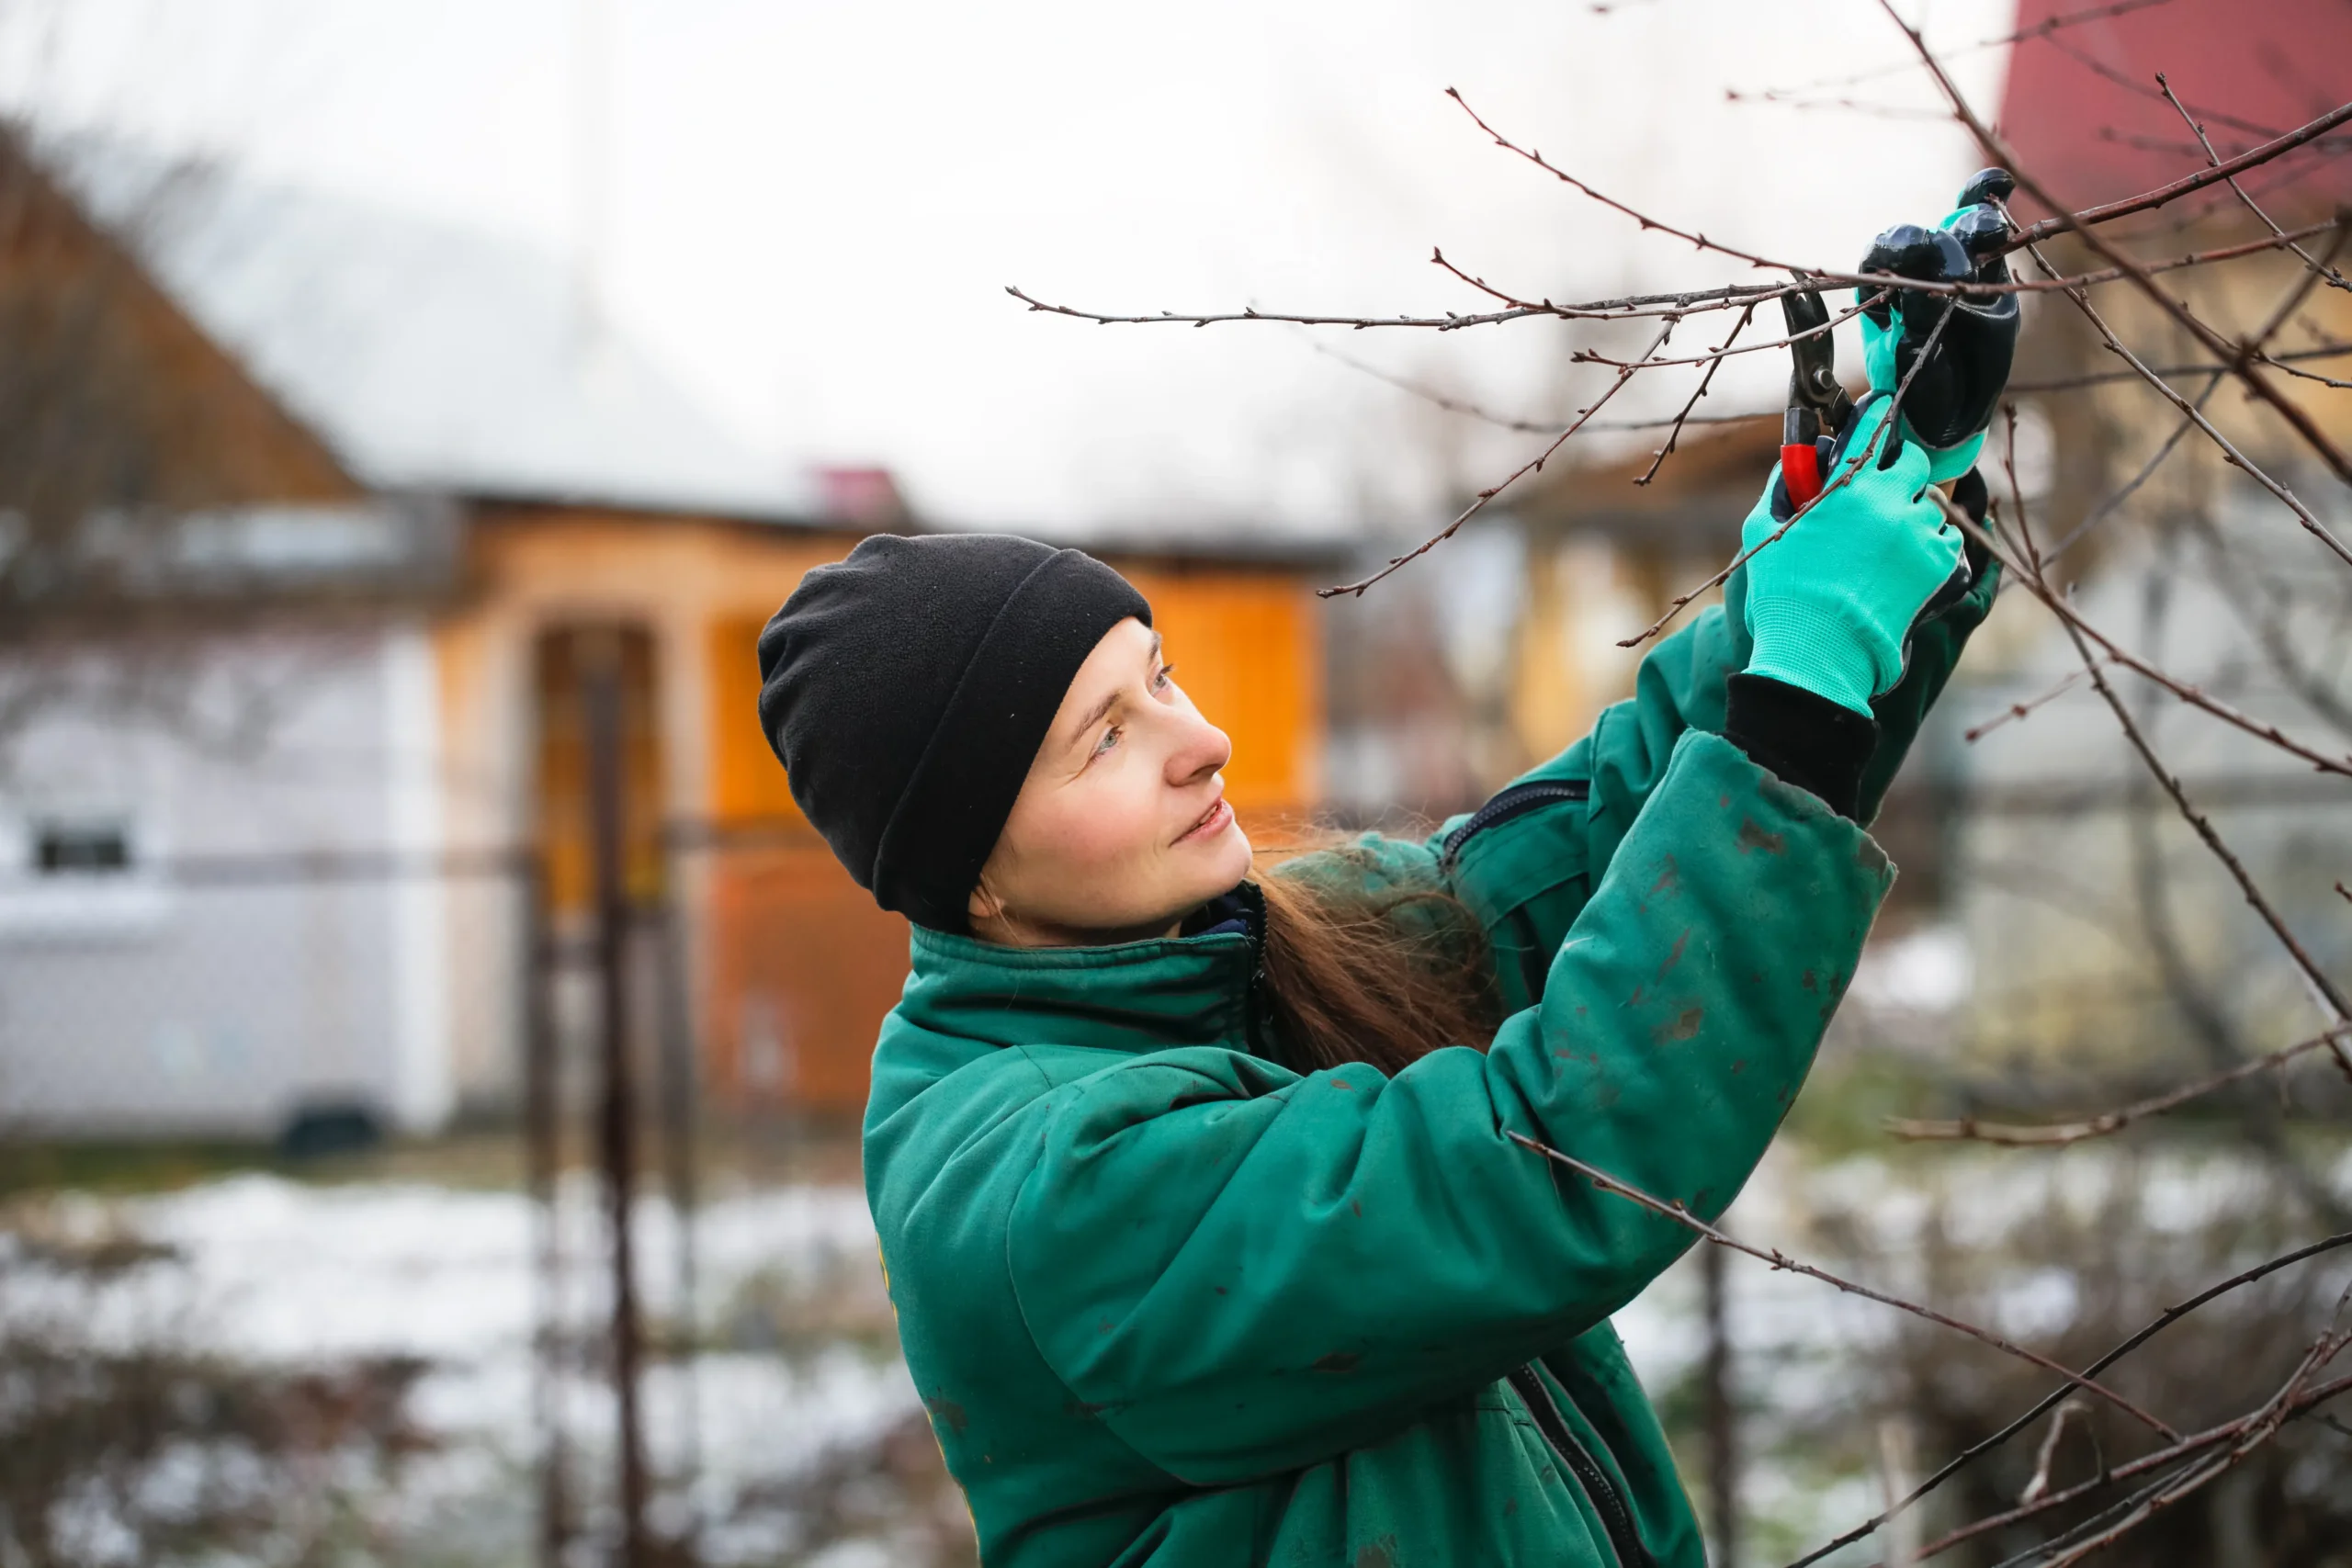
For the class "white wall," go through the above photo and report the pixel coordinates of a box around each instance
[0,618,471,1139]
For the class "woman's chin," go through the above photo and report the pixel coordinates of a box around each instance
[1186,815,1253,889]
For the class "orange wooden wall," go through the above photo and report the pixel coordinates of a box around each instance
[707,612,800,827]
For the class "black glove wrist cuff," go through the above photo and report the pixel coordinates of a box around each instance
[1724,673,1882,821]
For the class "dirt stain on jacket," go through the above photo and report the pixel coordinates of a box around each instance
[1653,1006,1705,1044]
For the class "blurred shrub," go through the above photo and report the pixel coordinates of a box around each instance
[1798,1155,2352,1566]
[0,1229,432,1567]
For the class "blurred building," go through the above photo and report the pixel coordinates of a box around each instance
[1939,0,2352,1087]
[0,137,1331,1138]
[1511,417,1756,755]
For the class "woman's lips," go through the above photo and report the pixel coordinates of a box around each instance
[1175,796,1232,845]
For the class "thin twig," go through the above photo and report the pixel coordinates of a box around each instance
[1009,219,2345,334]
[1784,1238,2352,1568]
[1638,303,1756,485]
[1996,96,2352,248]
[1614,295,1957,649]
[1988,564,2352,780]
[2038,29,2301,148]
[2155,73,2350,291]
[1319,316,1680,598]
[1297,333,1776,435]
[1885,1024,2352,1145]
[1505,1132,2180,1439]
[2018,1400,2092,1506]
[1993,202,2352,571]
[1305,334,2349,443]
[2262,355,2352,389]
[1991,423,2352,1063]
[2043,373,2222,560]
[1570,295,1872,370]
[1964,664,2102,743]
[1446,86,1805,276]
[1918,1365,2349,1567]
[1944,469,2352,1074]
[1883,6,2352,507]
[2026,1304,2352,1567]
[1736,0,2177,102]
[2011,340,2352,394]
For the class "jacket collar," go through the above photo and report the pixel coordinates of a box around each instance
[895,882,1263,1056]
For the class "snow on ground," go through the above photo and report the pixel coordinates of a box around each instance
[7,1139,2346,1562]
[3,1173,920,1561]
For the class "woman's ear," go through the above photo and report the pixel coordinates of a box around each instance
[967,874,1007,928]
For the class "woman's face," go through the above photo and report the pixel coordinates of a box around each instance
[967,616,1253,946]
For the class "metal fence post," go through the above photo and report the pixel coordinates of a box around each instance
[1702,1238,1739,1568]
[522,850,571,1568]
[583,638,650,1568]
[654,892,703,1546]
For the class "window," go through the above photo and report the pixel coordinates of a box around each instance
[35,819,134,874]
[0,813,167,940]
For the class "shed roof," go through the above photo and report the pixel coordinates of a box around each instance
[46,139,1360,572]
[1997,0,2352,220]
[58,141,820,523]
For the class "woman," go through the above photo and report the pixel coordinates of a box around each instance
[755,194,2012,1567]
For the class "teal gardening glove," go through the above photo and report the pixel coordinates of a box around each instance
[1739,390,1970,716]
[1857,168,2020,482]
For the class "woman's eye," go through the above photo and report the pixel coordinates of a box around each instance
[1091,724,1122,759]
[1153,662,1177,692]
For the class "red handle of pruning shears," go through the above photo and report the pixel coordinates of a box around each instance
[1779,289,1850,509]
[1780,439,1824,506]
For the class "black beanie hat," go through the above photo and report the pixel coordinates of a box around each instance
[755,534,1151,932]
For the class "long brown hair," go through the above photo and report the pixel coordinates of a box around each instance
[1250,842,1500,1077]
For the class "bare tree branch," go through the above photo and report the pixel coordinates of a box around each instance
[1503,1132,2181,1440]
[1880,4,2352,505]
[1612,294,1957,649]
[1886,1025,2352,1145]
[1319,315,1680,598]
[2154,72,2351,292]
[1637,303,1756,486]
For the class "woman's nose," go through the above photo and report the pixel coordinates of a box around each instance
[1168,710,1232,786]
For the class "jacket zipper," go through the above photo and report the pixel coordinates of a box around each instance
[1440,779,1589,869]
[1506,1364,1651,1568]
[1234,879,1272,1057]
[1243,854,1636,1562]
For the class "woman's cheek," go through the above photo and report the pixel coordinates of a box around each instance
[1046,773,1154,878]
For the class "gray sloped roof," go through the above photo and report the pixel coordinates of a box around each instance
[56,140,818,522]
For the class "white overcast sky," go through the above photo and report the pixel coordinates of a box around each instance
[0,0,2014,536]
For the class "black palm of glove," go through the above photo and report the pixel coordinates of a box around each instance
[1857,167,2020,463]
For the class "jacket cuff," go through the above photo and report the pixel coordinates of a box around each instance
[1724,673,1881,821]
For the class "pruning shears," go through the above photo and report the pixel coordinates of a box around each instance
[1777,289,1852,510]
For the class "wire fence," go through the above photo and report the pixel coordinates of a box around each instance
[1,728,2347,1567]
[0,803,969,1568]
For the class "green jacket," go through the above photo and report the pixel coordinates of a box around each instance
[864,569,1993,1568]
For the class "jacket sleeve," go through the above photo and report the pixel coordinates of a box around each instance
[1438,558,1997,1013]
[1002,731,1893,1485]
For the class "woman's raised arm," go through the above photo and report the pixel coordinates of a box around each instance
[1433,471,1998,1014]
[1001,728,1889,1485]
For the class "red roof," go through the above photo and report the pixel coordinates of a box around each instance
[1997,0,2352,220]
